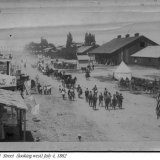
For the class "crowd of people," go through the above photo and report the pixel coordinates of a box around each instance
[36,59,124,111]
[84,85,124,110]
[37,83,52,95]
[58,83,124,111]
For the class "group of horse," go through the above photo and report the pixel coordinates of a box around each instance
[119,77,130,89]
[118,76,160,94]
[131,77,159,94]
[54,62,76,69]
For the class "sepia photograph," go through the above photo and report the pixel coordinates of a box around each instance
[0,0,160,151]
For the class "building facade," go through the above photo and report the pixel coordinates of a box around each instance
[76,45,97,68]
[88,33,158,65]
[131,46,160,67]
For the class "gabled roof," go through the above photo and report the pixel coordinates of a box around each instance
[89,35,157,54]
[77,46,93,54]
[131,46,160,58]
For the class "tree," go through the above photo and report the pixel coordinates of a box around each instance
[48,43,56,50]
[84,32,96,46]
[66,32,73,48]
[41,37,48,47]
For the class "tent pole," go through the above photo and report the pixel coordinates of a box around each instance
[19,110,22,140]
[23,110,26,142]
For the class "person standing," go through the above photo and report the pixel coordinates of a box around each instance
[93,93,98,110]
[92,64,94,70]
[104,93,110,110]
[112,94,117,110]
[85,88,89,102]
[93,85,98,94]
[104,88,108,97]
[119,93,123,109]
[88,91,93,107]
[61,88,66,100]
[99,92,103,107]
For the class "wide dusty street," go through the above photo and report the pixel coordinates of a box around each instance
[2,53,159,151]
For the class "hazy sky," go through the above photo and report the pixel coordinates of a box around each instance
[0,0,159,29]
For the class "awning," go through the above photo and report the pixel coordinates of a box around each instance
[0,89,27,110]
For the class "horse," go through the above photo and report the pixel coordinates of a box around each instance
[85,72,90,80]
[81,67,86,72]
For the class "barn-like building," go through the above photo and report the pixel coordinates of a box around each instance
[131,46,160,67]
[88,33,158,65]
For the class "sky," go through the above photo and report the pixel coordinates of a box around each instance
[0,0,160,29]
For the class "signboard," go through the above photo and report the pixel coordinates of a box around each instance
[24,80,31,95]
[0,62,7,74]
[0,74,16,87]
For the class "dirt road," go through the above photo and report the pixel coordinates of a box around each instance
[13,53,160,150]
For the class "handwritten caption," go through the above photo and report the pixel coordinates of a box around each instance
[0,153,67,159]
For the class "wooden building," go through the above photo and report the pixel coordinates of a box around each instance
[0,55,12,75]
[76,46,96,68]
[0,89,27,142]
[131,46,160,67]
[88,33,158,65]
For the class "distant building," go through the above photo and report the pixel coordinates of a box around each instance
[76,45,97,68]
[88,33,158,65]
[131,46,160,67]
[0,53,12,75]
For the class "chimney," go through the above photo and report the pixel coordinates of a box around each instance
[125,34,130,38]
[135,33,139,37]
[117,35,121,38]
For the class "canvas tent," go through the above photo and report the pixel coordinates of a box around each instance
[114,61,132,80]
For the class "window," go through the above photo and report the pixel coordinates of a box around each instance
[140,42,145,48]
[148,58,151,62]
[134,58,137,63]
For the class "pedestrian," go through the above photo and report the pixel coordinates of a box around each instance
[77,84,81,93]
[99,92,103,107]
[68,89,71,100]
[85,88,89,102]
[104,88,108,96]
[104,93,110,110]
[59,85,62,93]
[119,93,123,109]
[70,88,75,100]
[37,83,41,94]
[108,92,112,107]
[93,93,98,110]
[78,87,83,98]
[61,89,66,100]
[93,85,98,94]
[92,64,94,70]
[88,91,93,107]
[112,94,117,110]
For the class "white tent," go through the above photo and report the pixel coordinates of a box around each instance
[114,61,132,80]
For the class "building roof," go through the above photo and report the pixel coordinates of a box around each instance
[131,46,160,58]
[0,59,12,62]
[0,89,27,110]
[0,53,12,62]
[77,55,90,61]
[89,35,149,54]
[77,46,93,54]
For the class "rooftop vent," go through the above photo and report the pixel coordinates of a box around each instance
[125,34,130,38]
[135,33,139,37]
